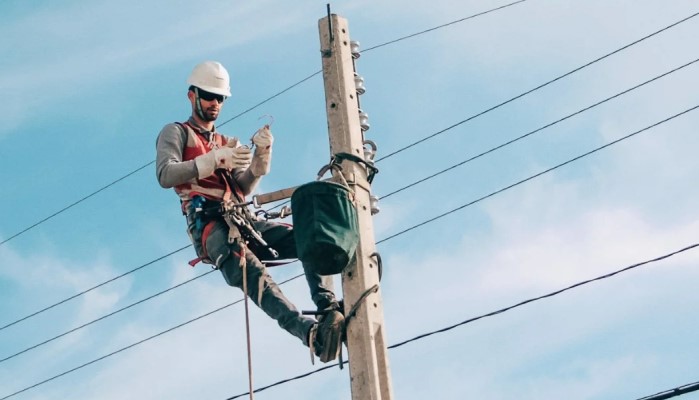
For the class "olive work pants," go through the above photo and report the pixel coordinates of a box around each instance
[188,218,337,345]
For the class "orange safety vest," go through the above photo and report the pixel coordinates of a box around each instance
[173,121,244,215]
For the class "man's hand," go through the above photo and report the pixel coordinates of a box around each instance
[249,126,273,176]
[252,126,274,152]
[216,140,252,170]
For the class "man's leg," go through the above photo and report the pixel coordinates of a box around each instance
[254,220,344,362]
[254,220,340,311]
[204,221,314,345]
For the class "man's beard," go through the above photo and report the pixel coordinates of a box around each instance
[202,108,219,122]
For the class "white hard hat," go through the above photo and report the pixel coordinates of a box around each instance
[187,61,231,97]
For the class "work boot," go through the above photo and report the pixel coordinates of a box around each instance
[311,309,345,363]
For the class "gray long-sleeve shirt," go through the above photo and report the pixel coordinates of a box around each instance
[155,118,260,197]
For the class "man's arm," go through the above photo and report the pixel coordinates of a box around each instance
[233,126,273,196]
[234,167,262,196]
[157,123,261,194]
[155,123,198,188]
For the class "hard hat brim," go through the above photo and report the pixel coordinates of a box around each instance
[188,83,231,98]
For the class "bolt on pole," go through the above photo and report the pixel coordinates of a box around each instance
[318,12,394,400]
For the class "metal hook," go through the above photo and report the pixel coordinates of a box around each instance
[257,114,275,128]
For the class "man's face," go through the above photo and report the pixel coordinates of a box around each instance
[190,88,226,122]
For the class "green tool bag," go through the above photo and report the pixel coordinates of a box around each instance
[291,180,359,275]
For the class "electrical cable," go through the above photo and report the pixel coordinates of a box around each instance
[5,154,696,398]
[7,145,699,398]
[0,161,154,247]
[3,100,694,365]
[0,244,191,332]
[1,9,696,395]
[216,71,321,129]
[378,103,699,244]
[381,57,699,200]
[0,273,306,400]
[4,99,694,355]
[225,242,699,399]
[635,381,699,400]
[0,268,216,364]
[362,0,527,53]
[185,11,699,213]
[7,53,693,335]
[0,1,525,248]
[375,11,699,163]
[4,2,677,249]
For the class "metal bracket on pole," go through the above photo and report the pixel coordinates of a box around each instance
[252,186,298,208]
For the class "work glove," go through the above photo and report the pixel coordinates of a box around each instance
[248,126,273,176]
[195,138,252,178]
[220,139,253,170]
[251,125,274,151]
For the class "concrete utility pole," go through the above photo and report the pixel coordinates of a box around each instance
[318,12,395,400]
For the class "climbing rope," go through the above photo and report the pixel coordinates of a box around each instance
[238,244,255,400]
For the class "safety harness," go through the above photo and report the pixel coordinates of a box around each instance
[174,121,279,268]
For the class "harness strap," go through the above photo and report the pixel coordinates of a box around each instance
[188,220,218,267]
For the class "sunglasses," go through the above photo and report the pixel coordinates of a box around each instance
[196,88,226,103]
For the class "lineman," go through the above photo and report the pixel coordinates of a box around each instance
[155,61,343,363]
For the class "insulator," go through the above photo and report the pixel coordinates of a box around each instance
[370,194,380,215]
[358,109,370,131]
[354,73,366,95]
[363,139,377,165]
[350,40,361,59]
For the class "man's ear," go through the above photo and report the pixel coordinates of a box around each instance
[187,90,195,102]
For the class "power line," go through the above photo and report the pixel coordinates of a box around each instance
[388,243,699,348]
[3,100,695,364]
[0,161,154,247]
[0,1,525,247]
[362,0,527,52]
[245,54,699,213]
[375,11,699,163]
[378,103,699,244]
[216,71,322,128]
[0,273,306,400]
[7,54,693,334]
[226,243,699,399]
[6,174,698,400]
[636,381,699,400]
[0,8,696,394]
[8,239,695,400]
[381,57,699,200]
[2,1,531,348]
[226,362,346,399]
[0,268,215,364]
[0,244,191,332]
[5,138,697,398]
[3,101,694,357]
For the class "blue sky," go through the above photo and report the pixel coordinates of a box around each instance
[1,1,699,399]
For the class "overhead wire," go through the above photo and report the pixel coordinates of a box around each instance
[225,242,699,399]
[381,56,699,200]
[378,103,699,244]
[0,161,154,247]
[0,0,528,247]
[635,381,699,400]
[0,272,306,400]
[0,244,191,332]
[7,52,694,334]
[3,101,696,396]
[4,99,695,366]
[375,10,699,162]
[0,268,215,364]
[2,6,697,397]
[0,0,537,330]
[362,0,527,52]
